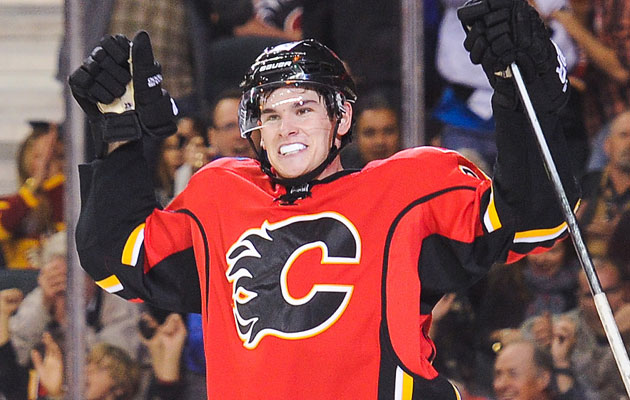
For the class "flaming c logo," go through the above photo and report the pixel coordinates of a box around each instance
[226,212,361,349]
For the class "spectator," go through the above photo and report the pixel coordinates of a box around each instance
[301,0,445,113]
[466,240,578,394]
[175,88,258,195]
[173,115,211,196]
[175,115,208,145]
[522,240,579,320]
[0,287,27,399]
[552,0,630,137]
[608,208,630,282]
[578,110,630,258]
[203,3,297,108]
[141,312,193,399]
[341,90,401,169]
[206,89,257,159]
[9,231,143,368]
[154,135,184,206]
[493,339,585,400]
[0,122,64,269]
[32,337,141,400]
[526,259,630,399]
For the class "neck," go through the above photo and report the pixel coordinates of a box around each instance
[316,156,344,180]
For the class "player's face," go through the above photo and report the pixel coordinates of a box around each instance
[259,87,350,179]
[356,108,400,162]
[493,343,550,400]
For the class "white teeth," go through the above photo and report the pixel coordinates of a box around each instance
[280,143,306,155]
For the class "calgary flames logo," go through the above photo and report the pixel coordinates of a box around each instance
[226,212,361,349]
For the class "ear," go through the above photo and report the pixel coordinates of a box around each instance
[336,102,353,138]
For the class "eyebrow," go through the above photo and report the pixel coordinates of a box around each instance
[261,99,319,114]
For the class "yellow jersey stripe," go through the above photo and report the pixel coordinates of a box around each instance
[483,188,502,233]
[121,223,145,266]
[96,275,123,293]
[394,367,414,400]
[514,221,567,243]
[451,381,462,400]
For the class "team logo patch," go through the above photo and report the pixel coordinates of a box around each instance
[226,212,361,349]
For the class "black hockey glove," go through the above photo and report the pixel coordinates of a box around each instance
[457,0,569,113]
[69,31,178,158]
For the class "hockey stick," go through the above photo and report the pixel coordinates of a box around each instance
[510,62,630,396]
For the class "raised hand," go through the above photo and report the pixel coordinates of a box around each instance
[141,312,188,383]
[457,0,569,112]
[69,31,178,158]
[31,332,65,397]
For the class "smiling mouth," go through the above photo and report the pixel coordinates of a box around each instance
[279,143,307,155]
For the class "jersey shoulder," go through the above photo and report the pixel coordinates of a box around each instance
[194,157,264,181]
[363,146,489,181]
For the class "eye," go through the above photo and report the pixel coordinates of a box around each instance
[297,107,313,116]
[262,113,280,123]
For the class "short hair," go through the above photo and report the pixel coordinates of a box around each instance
[497,340,554,392]
[87,343,140,400]
[356,89,399,117]
[208,88,244,128]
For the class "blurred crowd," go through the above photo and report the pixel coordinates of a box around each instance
[0,0,629,398]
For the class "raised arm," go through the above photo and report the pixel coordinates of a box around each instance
[69,32,201,313]
[459,0,580,259]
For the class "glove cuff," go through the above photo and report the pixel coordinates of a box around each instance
[90,112,143,158]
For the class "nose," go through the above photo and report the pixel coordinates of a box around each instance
[278,115,300,137]
[373,132,389,145]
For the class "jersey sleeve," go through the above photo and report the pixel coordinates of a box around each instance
[76,141,201,313]
[490,101,580,262]
[417,102,580,298]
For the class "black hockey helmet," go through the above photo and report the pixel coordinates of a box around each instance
[238,39,357,143]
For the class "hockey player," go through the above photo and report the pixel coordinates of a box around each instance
[68,0,579,398]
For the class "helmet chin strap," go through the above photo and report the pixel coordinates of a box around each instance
[247,118,342,189]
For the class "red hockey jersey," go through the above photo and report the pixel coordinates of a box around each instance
[77,132,576,398]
